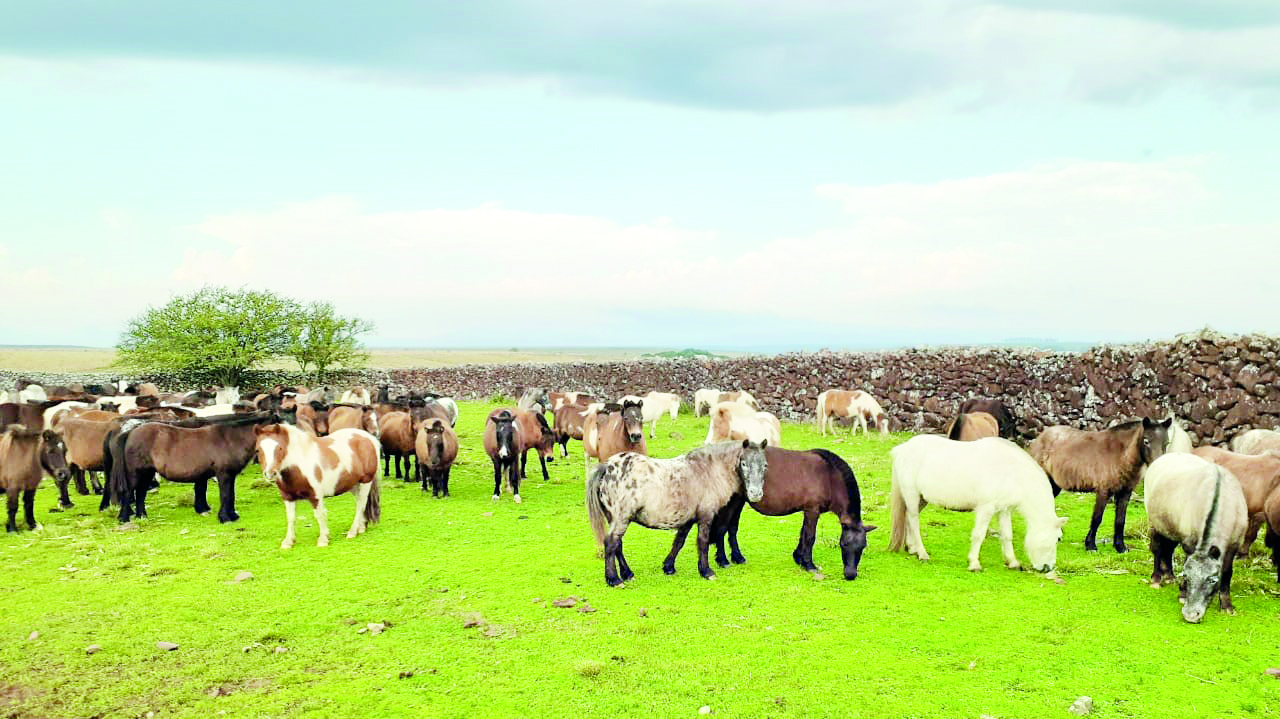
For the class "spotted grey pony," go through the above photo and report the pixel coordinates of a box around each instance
[585,439,768,587]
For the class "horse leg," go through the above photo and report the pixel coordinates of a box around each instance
[215,474,239,523]
[1149,532,1176,587]
[442,467,451,498]
[72,466,90,495]
[1111,487,1132,553]
[23,489,40,531]
[54,471,74,509]
[615,537,635,581]
[383,451,390,478]
[509,461,521,504]
[663,522,695,575]
[89,470,103,495]
[280,500,298,549]
[905,494,929,561]
[795,509,820,572]
[997,508,1020,569]
[1048,478,1062,498]
[492,458,502,500]
[696,515,716,580]
[1083,490,1110,551]
[313,497,330,547]
[1218,546,1238,614]
[133,469,153,520]
[5,489,18,533]
[967,505,996,571]
[1265,523,1280,583]
[725,498,747,565]
[193,478,211,515]
[604,525,626,587]
[347,482,372,538]
[1243,515,1261,554]
[539,454,549,481]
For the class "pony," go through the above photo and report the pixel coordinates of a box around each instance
[339,386,372,406]
[484,409,522,502]
[1143,453,1248,623]
[514,409,556,482]
[705,402,781,447]
[254,423,381,548]
[888,435,1066,573]
[328,405,380,437]
[1165,413,1194,453]
[16,384,48,404]
[1192,446,1280,551]
[586,440,769,586]
[517,387,551,414]
[816,390,889,436]
[945,412,1000,441]
[549,391,597,412]
[957,398,1018,439]
[695,447,875,580]
[0,401,53,431]
[1230,427,1280,455]
[619,392,681,438]
[595,399,647,463]
[43,401,93,431]
[51,414,120,505]
[377,411,416,479]
[552,403,589,458]
[1,426,71,532]
[1028,417,1171,552]
[433,397,460,427]
[415,418,458,497]
[694,389,758,417]
[580,404,613,471]
[294,401,330,437]
[1266,487,1280,583]
[109,412,286,523]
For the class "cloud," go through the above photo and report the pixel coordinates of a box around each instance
[3,1,1279,109]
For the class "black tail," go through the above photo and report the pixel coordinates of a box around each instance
[810,448,861,521]
[947,414,965,441]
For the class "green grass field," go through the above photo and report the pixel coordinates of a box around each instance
[3,403,1278,718]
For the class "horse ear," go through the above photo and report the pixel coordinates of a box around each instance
[760,439,768,448]
[862,524,878,533]
[1057,516,1069,527]
[742,439,750,449]
[1160,417,1172,428]
[42,429,59,443]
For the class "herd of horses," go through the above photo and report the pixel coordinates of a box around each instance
[4,377,1280,623]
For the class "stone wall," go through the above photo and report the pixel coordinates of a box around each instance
[6,331,1278,444]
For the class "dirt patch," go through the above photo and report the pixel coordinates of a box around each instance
[1,683,43,705]
[206,678,272,697]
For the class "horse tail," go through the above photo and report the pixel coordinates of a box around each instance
[364,474,382,524]
[816,392,827,432]
[811,448,861,521]
[108,428,132,508]
[585,463,612,548]
[888,458,908,551]
[947,414,965,441]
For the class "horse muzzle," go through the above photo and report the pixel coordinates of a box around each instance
[747,488,764,503]
[628,432,643,443]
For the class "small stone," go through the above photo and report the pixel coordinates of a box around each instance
[27,631,39,641]
[1068,696,1093,715]
[1266,667,1280,678]
[367,623,386,636]
[552,597,578,608]
[233,571,254,583]
[156,641,179,651]
[462,614,485,629]
[699,706,712,715]
[342,618,358,625]
[179,528,189,535]
[274,646,288,654]
[532,598,543,604]
[812,572,826,581]
[398,670,415,679]
[559,576,573,583]
[577,603,597,613]
[482,626,503,638]
[85,644,101,655]
[638,608,648,617]
[356,627,368,634]
[481,512,493,517]
[670,431,685,440]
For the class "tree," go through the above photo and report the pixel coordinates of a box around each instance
[287,301,374,382]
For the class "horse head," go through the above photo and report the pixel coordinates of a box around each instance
[39,429,72,483]
[621,400,644,443]
[738,439,768,502]
[492,410,517,459]
[1140,416,1173,466]
[1025,516,1069,573]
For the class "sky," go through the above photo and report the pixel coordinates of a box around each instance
[2,1,1278,350]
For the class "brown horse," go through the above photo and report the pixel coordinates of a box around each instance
[1192,446,1280,551]
[328,405,380,436]
[945,412,1000,441]
[553,403,589,458]
[52,414,120,505]
[680,447,876,580]
[0,401,58,431]
[514,409,556,481]
[415,418,459,497]
[957,398,1018,439]
[549,391,597,412]
[594,399,647,463]
[1,426,71,532]
[378,411,416,479]
[1029,417,1171,552]
[110,412,286,523]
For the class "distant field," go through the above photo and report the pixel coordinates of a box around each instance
[0,347,694,373]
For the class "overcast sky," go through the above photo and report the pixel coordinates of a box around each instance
[2,1,1278,349]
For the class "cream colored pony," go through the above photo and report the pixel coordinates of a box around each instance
[619,392,682,438]
[704,401,781,447]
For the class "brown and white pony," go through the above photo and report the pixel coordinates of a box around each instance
[1,426,71,532]
[553,403,590,458]
[328,405,380,437]
[945,412,1000,442]
[816,390,889,436]
[415,418,458,498]
[514,408,556,481]
[255,424,381,548]
[594,400,647,464]
[549,391,597,412]
[705,402,781,447]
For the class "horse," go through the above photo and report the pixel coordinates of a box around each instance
[432,397,460,427]
[16,384,48,404]
[549,391,597,412]
[945,412,1000,441]
[695,447,875,580]
[619,392,681,438]
[254,423,381,548]
[517,387,551,414]
[51,414,121,505]
[595,399,647,464]
[552,403,589,458]
[581,404,612,471]
[1143,453,1248,623]
[514,409,556,482]
[957,398,1018,439]
[1191,446,1280,551]
[0,401,53,431]
[294,401,330,437]
[484,409,522,502]
[328,405,380,437]
[694,389,757,417]
[888,435,1067,573]
[109,412,287,523]
[415,418,458,497]
[1,426,71,532]
[705,401,781,447]
[377,411,416,479]
[1028,417,1171,552]
[586,440,769,586]
[339,386,372,406]
[1230,427,1280,455]
[1266,487,1280,582]
[1165,413,1194,453]
[816,389,889,436]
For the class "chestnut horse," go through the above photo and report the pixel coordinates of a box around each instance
[594,400,647,463]
[1,426,71,532]
[945,412,1000,442]
[957,398,1017,439]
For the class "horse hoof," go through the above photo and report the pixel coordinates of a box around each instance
[492,495,499,501]
[281,541,294,550]
[1084,544,1098,552]
[1007,562,1022,570]
[513,495,522,504]
[346,531,358,539]
[317,539,330,548]
[198,511,211,517]
[1114,544,1129,554]
[1149,580,1162,588]
[731,555,746,565]
[701,573,717,581]
[715,559,730,569]
[662,565,676,575]
[968,564,983,572]
[606,578,624,587]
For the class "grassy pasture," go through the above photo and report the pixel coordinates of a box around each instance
[2,402,1279,718]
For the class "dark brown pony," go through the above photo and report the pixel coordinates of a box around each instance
[415,418,458,497]
[484,409,522,502]
[672,447,876,579]
[378,411,416,478]
[1029,417,1171,552]
[109,412,287,523]
[957,398,1018,439]
[1,426,71,532]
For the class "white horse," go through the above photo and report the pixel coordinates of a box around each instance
[693,389,720,417]
[214,386,240,405]
[1230,427,1280,455]
[43,402,92,430]
[619,392,681,438]
[192,403,239,417]
[817,389,889,436]
[17,384,47,404]
[339,387,372,406]
[704,401,781,447]
[586,440,769,586]
[1144,453,1248,623]
[1165,413,1194,453]
[888,435,1066,573]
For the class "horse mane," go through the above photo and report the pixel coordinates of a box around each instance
[1200,466,1225,549]
[163,411,282,429]
[533,412,551,432]
[947,414,965,441]
[810,448,861,521]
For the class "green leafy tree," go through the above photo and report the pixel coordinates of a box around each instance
[115,287,298,386]
[287,301,374,382]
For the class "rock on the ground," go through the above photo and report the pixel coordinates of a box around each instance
[1068,696,1093,715]
[156,641,179,651]
[699,706,712,715]
[233,571,254,583]
[85,644,101,655]
[367,622,387,636]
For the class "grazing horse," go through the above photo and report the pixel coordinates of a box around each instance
[1029,417,1171,552]
[595,400,647,463]
[586,440,769,586]
[517,387,551,414]
[957,398,1018,439]
[255,424,381,548]
[889,435,1066,573]
[110,412,285,523]
[816,390,889,436]
[697,447,876,580]
[1191,446,1280,551]
[339,386,372,406]
[514,409,556,481]
[945,412,1000,441]
[484,409,522,502]
[415,418,458,497]
[378,411,416,479]
[1,427,71,532]
[619,392,681,438]
[705,401,781,447]
[328,405,380,437]
[1144,453,1247,623]
[1230,428,1280,455]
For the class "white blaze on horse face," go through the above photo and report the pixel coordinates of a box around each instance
[258,437,283,482]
